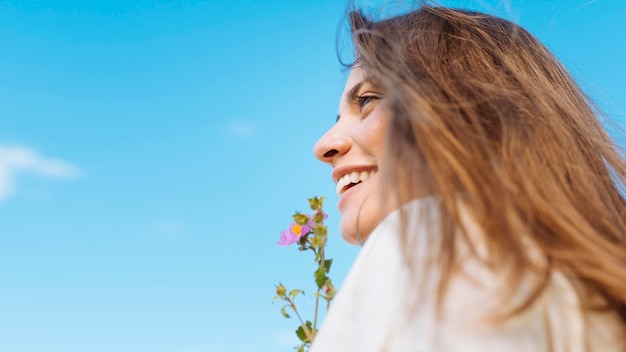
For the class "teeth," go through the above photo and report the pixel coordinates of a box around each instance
[349,172,359,183]
[335,170,377,196]
[360,171,370,182]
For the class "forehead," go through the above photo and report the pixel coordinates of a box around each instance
[339,67,366,111]
[343,66,366,96]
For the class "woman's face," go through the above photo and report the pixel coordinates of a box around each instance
[313,67,391,245]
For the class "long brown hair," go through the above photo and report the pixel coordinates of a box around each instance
[348,5,626,322]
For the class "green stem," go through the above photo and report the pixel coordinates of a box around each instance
[289,298,313,343]
[312,291,320,340]
[312,246,325,341]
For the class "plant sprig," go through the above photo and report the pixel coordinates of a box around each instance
[274,197,336,351]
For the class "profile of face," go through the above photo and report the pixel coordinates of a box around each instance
[313,66,391,245]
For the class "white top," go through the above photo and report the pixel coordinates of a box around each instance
[311,200,625,351]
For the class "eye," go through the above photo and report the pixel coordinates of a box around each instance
[356,94,381,112]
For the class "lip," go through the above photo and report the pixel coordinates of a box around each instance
[331,165,378,184]
[337,172,377,211]
[334,167,378,211]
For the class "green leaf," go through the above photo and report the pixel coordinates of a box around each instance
[306,320,316,335]
[314,265,327,289]
[324,259,333,273]
[288,289,304,300]
[280,305,291,319]
[295,324,309,343]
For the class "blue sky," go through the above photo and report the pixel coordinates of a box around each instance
[0,1,624,351]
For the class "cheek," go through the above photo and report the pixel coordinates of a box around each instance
[354,111,389,158]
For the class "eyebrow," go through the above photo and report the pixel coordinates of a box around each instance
[347,81,365,102]
[336,81,365,122]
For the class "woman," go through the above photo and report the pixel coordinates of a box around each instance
[311,5,626,351]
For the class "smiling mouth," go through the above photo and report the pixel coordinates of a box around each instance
[335,170,377,196]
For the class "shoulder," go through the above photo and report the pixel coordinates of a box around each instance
[312,198,626,351]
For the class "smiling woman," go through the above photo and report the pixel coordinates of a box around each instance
[314,67,390,245]
[311,4,626,352]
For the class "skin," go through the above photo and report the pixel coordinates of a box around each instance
[313,67,391,245]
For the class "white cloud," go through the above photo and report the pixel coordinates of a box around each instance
[223,120,257,139]
[0,145,80,202]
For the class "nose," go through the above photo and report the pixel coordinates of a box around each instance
[313,123,352,165]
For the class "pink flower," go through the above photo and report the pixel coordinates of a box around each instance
[277,222,312,246]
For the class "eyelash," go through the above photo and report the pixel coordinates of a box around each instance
[356,94,380,111]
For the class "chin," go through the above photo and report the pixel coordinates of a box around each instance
[339,217,361,245]
[339,216,376,246]
[337,187,386,245]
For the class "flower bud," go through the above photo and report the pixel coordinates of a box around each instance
[276,283,286,296]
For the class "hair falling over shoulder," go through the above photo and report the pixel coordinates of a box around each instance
[346,4,626,322]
